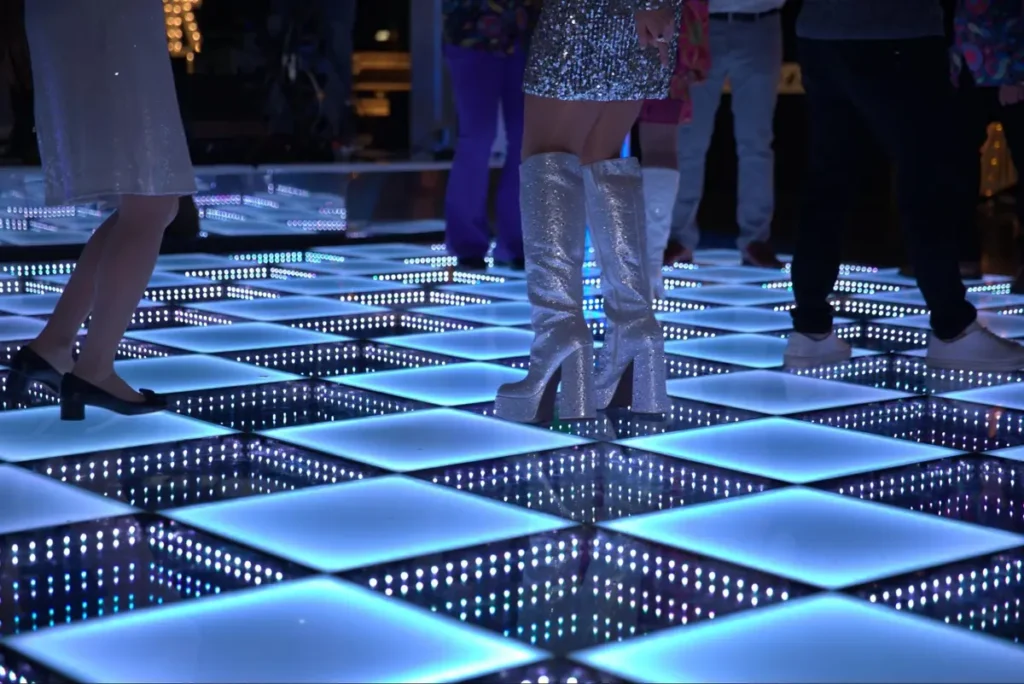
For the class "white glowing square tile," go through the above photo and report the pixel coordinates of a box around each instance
[667,370,908,415]
[846,271,919,288]
[689,266,790,284]
[0,406,234,462]
[40,271,216,290]
[6,576,544,683]
[415,301,535,326]
[0,230,86,245]
[0,294,159,316]
[304,259,439,276]
[667,285,794,307]
[988,445,1024,462]
[692,248,743,265]
[364,218,446,236]
[620,418,959,484]
[265,408,588,471]
[602,488,1024,589]
[330,361,526,407]
[238,275,416,296]
[0,314,48,341]
[186,296,386,322]
[125,323,349,354]
[313,243,440,260]
[115,355,300,393]
[875,311,1024,339]
[576,594,1024,683]
[202,220,306,236]
[665,333,876,370]
[155,254,259,271]
[441,281,530,301]
[660,307,802,333]
[942,383,1024,411]
[0,465,137,534]
[379,327,535,361]
[170,476,573,572]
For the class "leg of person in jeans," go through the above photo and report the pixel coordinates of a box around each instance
[321,0,359,154]
[784,38,868,367]
[444,46,504,269]
[667,19,729,264]
[728,13,783,268]
[493,45,527,268]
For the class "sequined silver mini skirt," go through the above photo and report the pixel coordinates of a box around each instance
[524,0,679,102]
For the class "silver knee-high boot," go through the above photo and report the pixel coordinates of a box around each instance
[585,156,670,414]
[494,152,596,424]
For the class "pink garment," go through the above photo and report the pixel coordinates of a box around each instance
[638,0,711,125]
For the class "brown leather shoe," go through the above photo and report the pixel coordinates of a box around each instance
[742,241,784,269]
[664,240,693,267]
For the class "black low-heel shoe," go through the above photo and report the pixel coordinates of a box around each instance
[5,346,63,400]
[59,373,167,421]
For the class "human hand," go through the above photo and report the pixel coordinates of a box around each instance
[635,8,675,67]
[999,84,1024,106]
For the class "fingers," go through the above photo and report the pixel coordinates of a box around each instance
[656,39,670,67]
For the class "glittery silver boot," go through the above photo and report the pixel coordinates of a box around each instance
[585,157,670,414]
[494,152,596,424]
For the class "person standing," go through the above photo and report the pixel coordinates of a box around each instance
[7,0,195,418]
[662,0,786,268]
[950,0,1024,286]
[441,0,540,271]
[783,0,1024,371]
[639,0,711,297]
[493,0,678,423]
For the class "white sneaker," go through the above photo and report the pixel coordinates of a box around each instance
[926,321,1024,371]
[783,331,853,368]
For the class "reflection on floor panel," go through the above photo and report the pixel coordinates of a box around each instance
[1,244,1024,684]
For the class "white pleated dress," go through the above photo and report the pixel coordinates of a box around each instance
[25,0,196,206]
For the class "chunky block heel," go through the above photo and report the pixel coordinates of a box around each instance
[495,344,596,424]
[60,397,85,421]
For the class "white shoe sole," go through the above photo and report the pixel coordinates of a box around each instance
[783,350,853,369]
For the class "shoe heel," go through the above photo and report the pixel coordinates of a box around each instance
[60,397,85,421]
[630,350,670,414]
[557,345,596,421]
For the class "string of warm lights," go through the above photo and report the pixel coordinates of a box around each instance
[164,0,203,72]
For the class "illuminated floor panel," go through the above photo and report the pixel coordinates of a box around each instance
[169,476,573,572]
[6,577,544,683]
[3,240,1024,681]
[619,418,960,484]
[576,594,1024,683]
[602,488,1024,589]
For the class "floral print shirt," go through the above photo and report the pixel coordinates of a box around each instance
[670,0,711,124]
[442,0,541,53]
[951,0,1024,86]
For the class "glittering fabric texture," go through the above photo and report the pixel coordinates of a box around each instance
[495,152,596,423]
[26,0,196,206]
[584,157,670,413]
[524,0,682,101]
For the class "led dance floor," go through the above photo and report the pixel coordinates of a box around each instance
[1,239,1024,683]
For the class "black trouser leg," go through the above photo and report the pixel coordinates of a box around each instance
[846,38,976,339]
[790,39,866,334]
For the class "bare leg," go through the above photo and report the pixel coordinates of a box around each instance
[71,194,179,402]
[29,210,120,373]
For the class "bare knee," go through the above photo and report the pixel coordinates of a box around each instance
[118,195,181,232]
[521,95,601,159]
